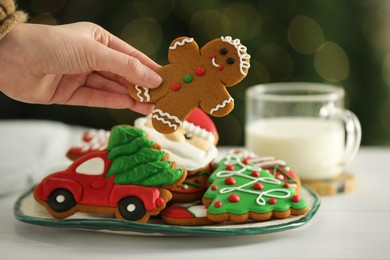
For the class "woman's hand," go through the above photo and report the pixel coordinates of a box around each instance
[0,22,162,114]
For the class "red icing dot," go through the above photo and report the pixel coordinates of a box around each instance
[195,67,205,76]
[283,183,290,188]
[217,65,223,71]
[156,197,165,207]
[251,170,260,177]
[268,198,277,204]
[210,53,216,59]
[253,182,264,190]
[214,201,222,208]
[228,194,240,203]
[242,158,250,164]
[211,185,218,191]
[224,177,236,185]
[171,82,180,91]
[291,195,300,203]
[225,165,234,171]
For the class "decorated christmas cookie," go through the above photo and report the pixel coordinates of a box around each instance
[66,129,110,161]
[202,153,308,223]
[161,201,215,226]
[34,125,187,223]
[168,170,211,203]
[128,36,251,134]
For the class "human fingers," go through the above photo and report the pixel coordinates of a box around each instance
[85,73,129,95]
[59,85,155,114]
[89,41,162,89]
[96,71,128,87]
[85,23,161,71]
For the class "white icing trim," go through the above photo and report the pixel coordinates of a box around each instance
[152,109,182,130]
[182,120,215,144]
[135,85,150,102]
[220,36,251,76]
[169,38,194,50]
[210,97,234,114]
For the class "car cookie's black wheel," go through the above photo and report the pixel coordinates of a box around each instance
[118,196,146,221]
[47,188,76,213]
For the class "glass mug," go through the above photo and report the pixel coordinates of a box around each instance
[245,82,361,180]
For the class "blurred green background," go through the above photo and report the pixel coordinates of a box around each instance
[1,0,390,146]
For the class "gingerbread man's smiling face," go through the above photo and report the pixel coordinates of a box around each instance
[201,36,251,87]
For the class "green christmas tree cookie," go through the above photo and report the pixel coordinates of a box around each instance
[106,125,186,187]
[202,154,308,223]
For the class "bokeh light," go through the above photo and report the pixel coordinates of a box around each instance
[120,17,163,58]
[256,43,294,82]
[132,0,174,21]
[222,2,262,40]
[382,53,390,87]
[314,41,350,82]
[362,10,390,50]
[288,15,325,54]
[189,10,230,40]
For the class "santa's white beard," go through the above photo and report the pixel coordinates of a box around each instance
[135,118,217,171]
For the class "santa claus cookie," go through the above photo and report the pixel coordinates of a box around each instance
[135,108,219,202]
[202,153,308,223]
[128,36,251,134]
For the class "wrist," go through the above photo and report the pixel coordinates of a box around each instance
[0,0,28,39]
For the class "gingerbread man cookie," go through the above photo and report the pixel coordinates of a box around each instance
[128,36,251,134]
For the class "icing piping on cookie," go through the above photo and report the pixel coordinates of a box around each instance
[216,155,291,206]
[169,38,194,50]
[135,85,150,102]
[210,97,234,114]
[182,120,215,144]
[152,109,183,130]
[220,36,251,76]
[210,54,223,71]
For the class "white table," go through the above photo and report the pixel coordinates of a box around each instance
[0,123,389,259]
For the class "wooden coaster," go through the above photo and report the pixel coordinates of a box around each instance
[302,173,357,196]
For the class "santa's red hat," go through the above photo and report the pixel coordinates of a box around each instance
[184,108,219,145]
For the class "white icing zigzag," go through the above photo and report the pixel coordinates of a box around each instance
[218,155,291,206]
[152,109,183,130]
[210,97,234,114]
[135,85,150,102]
[220,36,251,76]
[169,38,194,50]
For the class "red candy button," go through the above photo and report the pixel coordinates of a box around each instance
[269,198,277,204]
[195,67,205,76]
[228,194,240,203]
[172,82,180,91]
[291,195,300,202]
[214,201,222,208]
[251,170,260,177]
[253,182,264,190]
[224,177,236,185]
[225,165,234,171]
[211,185,218,191]
[156,197,165,207]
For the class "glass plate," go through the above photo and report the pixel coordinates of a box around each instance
[14,186,320,236]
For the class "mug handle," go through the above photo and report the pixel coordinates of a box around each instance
[320,104,362,167]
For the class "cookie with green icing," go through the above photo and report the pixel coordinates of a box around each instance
[202,153,308,223]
